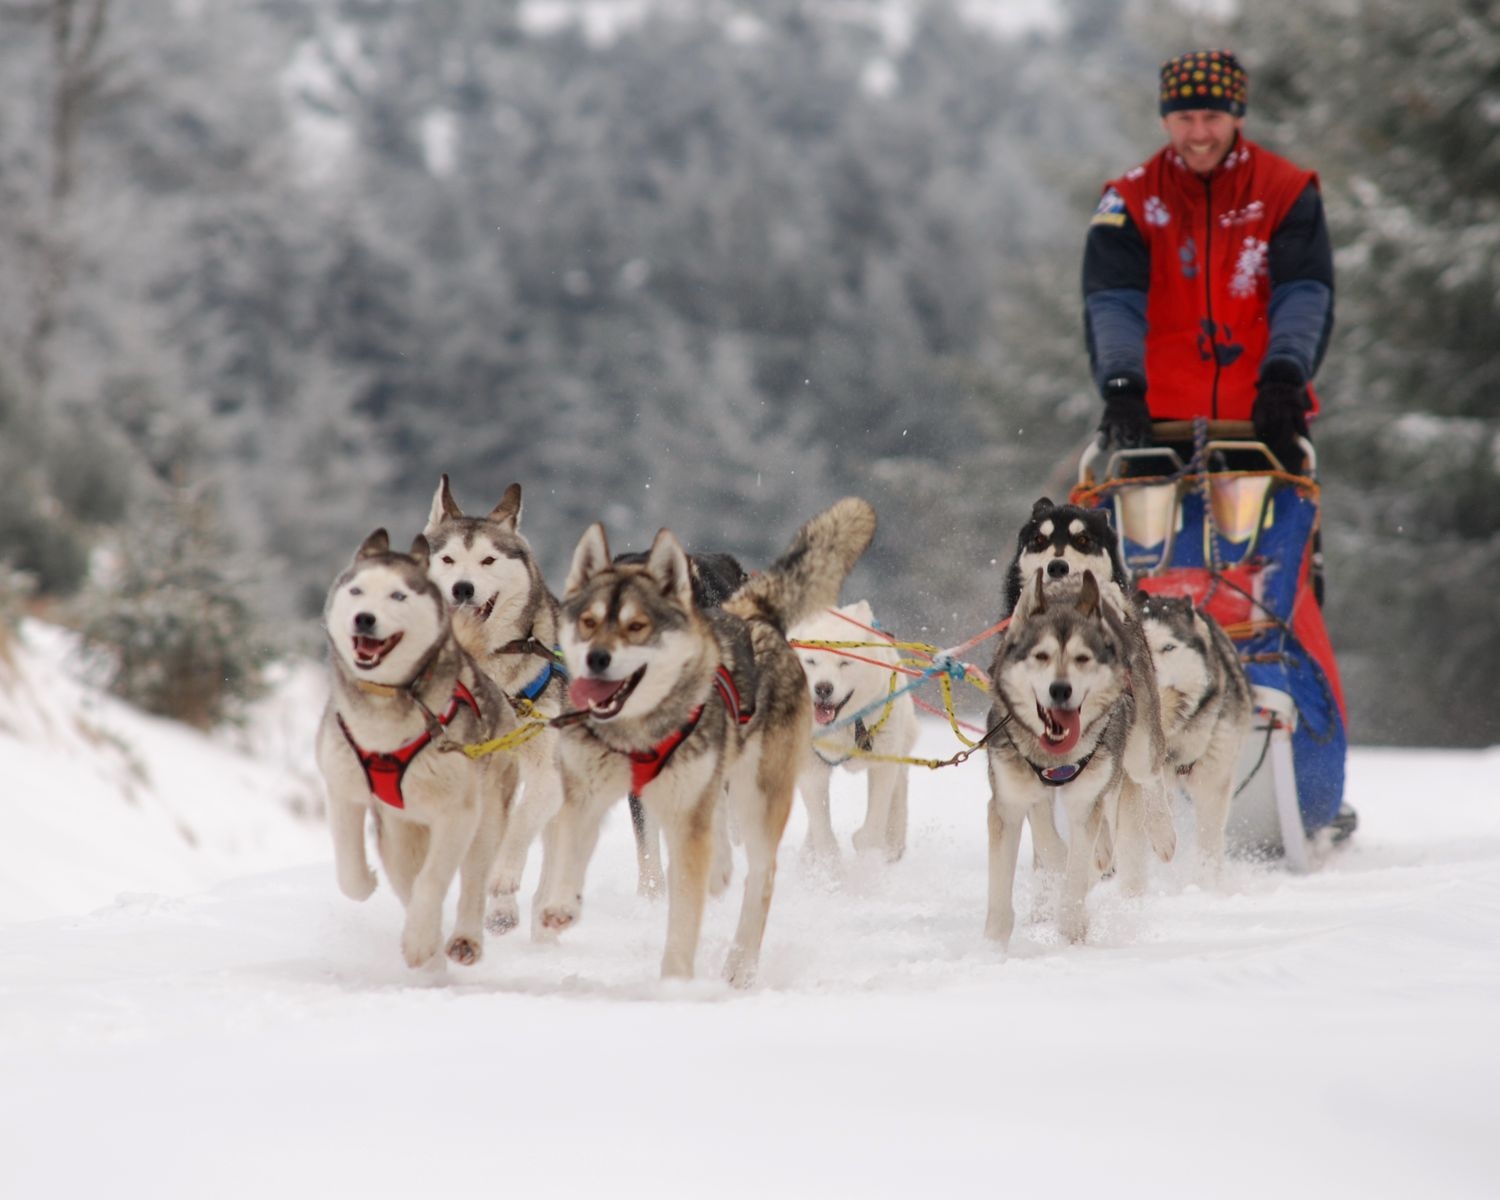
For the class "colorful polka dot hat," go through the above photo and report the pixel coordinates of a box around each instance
[1159,49,1248,117]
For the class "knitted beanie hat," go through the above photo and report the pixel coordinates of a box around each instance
[1159,49,1248,117]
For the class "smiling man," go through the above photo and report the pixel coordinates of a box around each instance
[1081,49,1334,474]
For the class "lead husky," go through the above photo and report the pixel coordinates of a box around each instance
[1003,497,1175,884]
[423,476,568,937]
[538,498,877,985]
[790,600,917,862]
[984,569,1139,945]
[1137,591,1253,873]
[316,530,518,968]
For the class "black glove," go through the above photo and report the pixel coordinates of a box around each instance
[1098,376,1151,450]
[1252,361,1312,473]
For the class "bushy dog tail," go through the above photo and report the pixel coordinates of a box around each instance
[723,497,876,633]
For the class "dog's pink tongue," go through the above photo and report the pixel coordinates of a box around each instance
[569,678,622,710]
[814,703,839,726]
[1044,708,1082,756]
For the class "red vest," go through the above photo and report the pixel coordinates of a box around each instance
[1108,138,1318,420]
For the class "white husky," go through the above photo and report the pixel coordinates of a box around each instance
[790,601,917,862]
[316,530,518,968]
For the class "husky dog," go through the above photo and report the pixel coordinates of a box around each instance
[316,530,518,968]
[1002,497,1130,618]
[612,546,750,897]
[984,570,1144,945]
[539,498,877,985]
[1003,497,1175,882]
[789,600,917,862]
[424,476,569,936]
[1137,591,1254,872]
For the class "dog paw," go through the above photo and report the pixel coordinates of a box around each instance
[722,947,756,989]
[1150,822,1178,863]
[539,900,580,932]
[446,935,482,966]
[851,824,883,854]
[983,912,1015,946]
[485,896,520,935]
[1057,904,1089,945]
[337,866,378,902]
[402,925,443,969]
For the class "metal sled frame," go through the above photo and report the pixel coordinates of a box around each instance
[1077,422,1322,869]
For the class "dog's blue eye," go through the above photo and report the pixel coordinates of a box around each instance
[349,586,363,596]
[391,591,406,602]
[1161,642,1176,653]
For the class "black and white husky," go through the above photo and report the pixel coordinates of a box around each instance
[316,530,519,968]
[1138,591,1254,875]
[1002,497,1176,893]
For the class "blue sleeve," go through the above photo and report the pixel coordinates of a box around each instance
[1264,183,1335,382]
[1082,201,1150,394]
[1265,280,1334,383]
[1084,289,1148,394]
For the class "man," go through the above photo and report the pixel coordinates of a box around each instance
[1082,49,1334,474]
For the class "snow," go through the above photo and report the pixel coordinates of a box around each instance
[2,619,1498,1199]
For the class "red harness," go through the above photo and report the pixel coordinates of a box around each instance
[337,680,480,809]
[626,666,753,797]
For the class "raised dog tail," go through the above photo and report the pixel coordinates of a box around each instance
[722,497,876,633]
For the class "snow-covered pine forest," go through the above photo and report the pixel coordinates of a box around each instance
[0,0,1495,746]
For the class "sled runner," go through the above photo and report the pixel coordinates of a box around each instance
[1073,420,1349,869]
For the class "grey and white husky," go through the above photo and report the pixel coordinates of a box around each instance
[790,599,917,863]
[315,529,519,968]
[538,498,877,985]
[1137,591,1253,874]
[423,475,568,937]
[1003,497,1176,887]
[984,569,1167,946]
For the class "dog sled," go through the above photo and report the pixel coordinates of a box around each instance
[1072,420,1349,869]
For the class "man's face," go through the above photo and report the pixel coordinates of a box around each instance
[1162,109,1243,174]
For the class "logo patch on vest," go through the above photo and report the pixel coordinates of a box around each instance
[1091,187,1127,227]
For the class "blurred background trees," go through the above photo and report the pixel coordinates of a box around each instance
[0,0,1494,744]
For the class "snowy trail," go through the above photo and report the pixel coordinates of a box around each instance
[2,730,1496,1199]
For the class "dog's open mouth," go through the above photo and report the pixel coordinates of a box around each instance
[1037,702,1083,756]
[352,631,403,670]
[568,666,646,721]
[813,688,854,727]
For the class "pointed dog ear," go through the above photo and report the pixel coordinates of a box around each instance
[408,534,431,571]
[565,523,612,598]
[356,529,390,559]
[490,482,523,532]
[1031,496,1054,518]
[646,528,695,609]
[1012,566,1047,623]
[1077,570,1101,618]
[427,474,461,534]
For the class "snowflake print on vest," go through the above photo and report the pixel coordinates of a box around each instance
[1229,236,1269,298]
[1144,196,1171,227]
[1218,200,1266,229]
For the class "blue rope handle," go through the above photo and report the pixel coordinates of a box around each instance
[822,650,973,734]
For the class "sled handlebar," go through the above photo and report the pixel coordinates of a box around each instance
[1077,422,1316,487]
